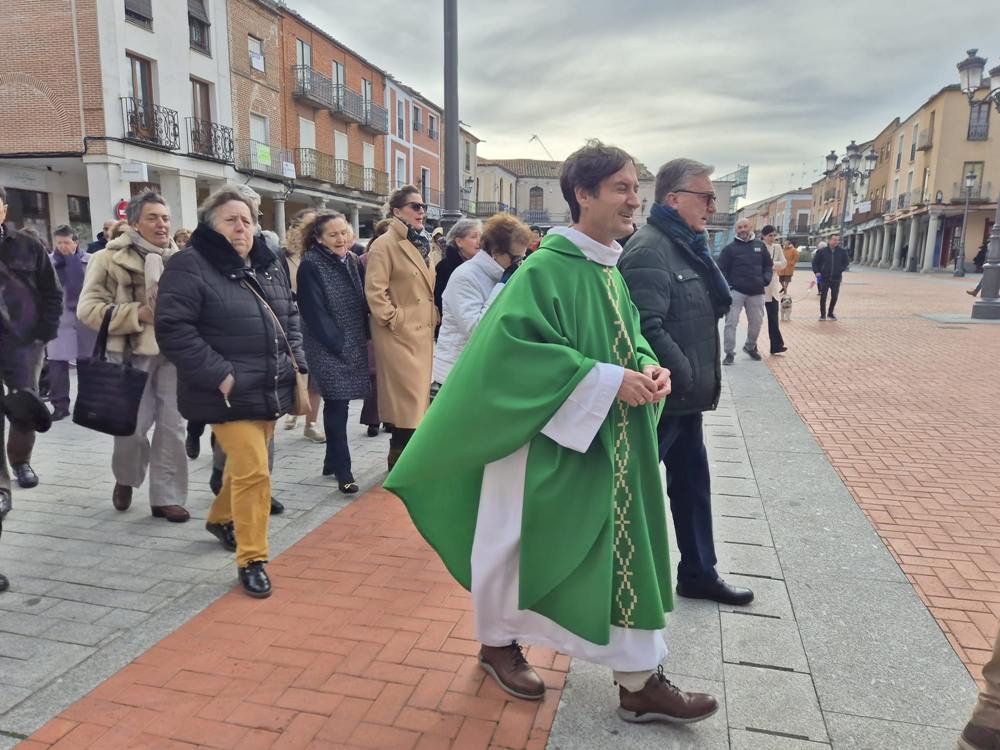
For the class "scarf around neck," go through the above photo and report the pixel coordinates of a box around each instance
[398,219,430,267]
[649,203,732,317]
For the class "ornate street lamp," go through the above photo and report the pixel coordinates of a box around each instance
[957,48,1000,318]
[824,140,876,258]
[955,170,977,277]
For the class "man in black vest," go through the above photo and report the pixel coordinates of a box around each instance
[619,159,753,607]
[812,233,850,320]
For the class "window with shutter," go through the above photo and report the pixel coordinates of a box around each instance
[189,0,210,55]
[124,0,153,29]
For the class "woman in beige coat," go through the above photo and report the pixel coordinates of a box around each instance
[365,185,437,468]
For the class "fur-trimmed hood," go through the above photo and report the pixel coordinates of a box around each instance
[189,223,280,280]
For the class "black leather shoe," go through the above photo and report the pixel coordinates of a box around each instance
[742,344,762,361]
[270,497,284,515]
[676,577,754,606]
[0,489,11,520]
[0,572,8,593]
[209,468,223,496]
[12,463,38,489]
[366,425,379,437]
[50,406,71,421]
[206,521,237,551]
[185,433,200,460]
[239,561,271,598]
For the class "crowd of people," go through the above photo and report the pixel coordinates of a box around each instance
[1,151,999,743]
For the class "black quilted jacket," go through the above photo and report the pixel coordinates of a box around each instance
[155,224,307,424]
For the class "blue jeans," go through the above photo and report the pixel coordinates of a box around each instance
[657,412,718,586]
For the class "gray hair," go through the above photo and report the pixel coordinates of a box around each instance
[197,186,257,229]
[233,183,262,216]
[126,190,169,225]
[446,218,482,244]
[654,159,715,204]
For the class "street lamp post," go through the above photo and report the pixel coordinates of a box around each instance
[957,49,1000,319]
[955,170,976,277]
[823,141,877,261]
[441,0,462,232]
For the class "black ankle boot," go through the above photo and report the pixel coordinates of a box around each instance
[238,561,271,598]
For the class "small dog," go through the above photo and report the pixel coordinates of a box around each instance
[780,294,793,322]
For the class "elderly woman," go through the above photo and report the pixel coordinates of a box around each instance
[296,211,370,493]
[432,214,531,391]
[173,228,192,250]
[280,208,325,443]
[433,218,482,316]
[155,186,307,599]
[365,185,437,468]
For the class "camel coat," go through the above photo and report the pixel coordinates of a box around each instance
[780,245,800,279]
[364,219,437,429]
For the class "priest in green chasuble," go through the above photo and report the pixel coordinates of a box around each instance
[385,141,719,725]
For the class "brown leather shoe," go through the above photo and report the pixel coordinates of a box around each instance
[961,721,1000,750]
[151,505,190,523]
[112,483,132,511]
[618,666,718,724]
[479,642,545,700]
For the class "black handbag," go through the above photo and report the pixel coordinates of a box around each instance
[72,307,149,436]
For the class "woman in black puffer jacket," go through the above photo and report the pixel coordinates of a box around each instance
[155,186,307,600]
[295,210,370,494]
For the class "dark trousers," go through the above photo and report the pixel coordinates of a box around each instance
[47,360,71,411]
[322,399,352,480]
[819,278,842,317]
[188,420,207,441]
[764,300,785,353]
[657,412,718,586]
[0,342,45,493]
[360,374,380,427]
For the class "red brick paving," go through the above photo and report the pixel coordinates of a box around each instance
[19,489,566,749]
[767,268,1000,683]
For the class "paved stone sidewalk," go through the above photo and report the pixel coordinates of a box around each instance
[765,268,1000,681]
[550,357,977,749]
[0,404,388,748]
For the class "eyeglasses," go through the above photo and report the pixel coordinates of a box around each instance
[673,190,718,208]
[405,202,427,213]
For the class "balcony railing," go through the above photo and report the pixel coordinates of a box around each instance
[186,117,234,163]
[916,129,934,151]
[121,97,180,150]
[909,189,928,207]
[952,181,992,203]
[362,101,389,134]
[471,202,512,217]
[236,138,295,180]
[428,126,439,140]
[969,122,989,141]
[291,65,333,109]
[295,148,387,196]
[331,85,365,124]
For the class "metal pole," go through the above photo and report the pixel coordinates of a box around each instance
[441,0,462,231]
[955,185,970,277]
[971,198,1000,319]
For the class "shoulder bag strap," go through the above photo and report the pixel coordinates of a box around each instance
[244,281,301,374]
[92,306,114,361]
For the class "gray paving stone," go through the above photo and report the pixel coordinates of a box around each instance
[714,517,774,547]
[713,494,766,520]
[717,575,793,620]
[43,600,112,623]
[724,663,827,743]
[786,575,976,728]
[38,620,121,647]
[823,711,962,749]
[716,542,783,580]
[712,476,761,498]
[0,685,32,715]
[729,729,831,749]
[720,612,809,673]
[0,611,59,637]
[664,599,723,682]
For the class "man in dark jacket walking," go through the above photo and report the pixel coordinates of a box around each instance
[0,185,63,505]
[717,218,772,364]
[619,158,753,607]
[812,233,850,320]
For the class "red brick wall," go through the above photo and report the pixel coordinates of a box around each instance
[228,0,282,144]
[278,12,385,170]
[0,0,105,154]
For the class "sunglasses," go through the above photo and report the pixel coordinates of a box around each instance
[673,190,718,208]
[405,201,427,213]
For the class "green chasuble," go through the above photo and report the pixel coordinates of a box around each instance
[385,232,673,646]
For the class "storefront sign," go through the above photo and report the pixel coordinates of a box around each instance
[121,161,149,182]
[281,161,297,180]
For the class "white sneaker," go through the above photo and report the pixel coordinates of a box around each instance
[303,423,326,443]
[284,414,299,430]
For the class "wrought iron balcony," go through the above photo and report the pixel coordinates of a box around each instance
[292,65,333,109]
[295,148,386,195]
[186,118,234,163]
[969,122,989,141]
[952,181,992,203]
[473,202,512,217]
[121,97,180,150]
[362,102,389,134]
[235,138,295,180]
[363,167,389,196]
[519,209,550,223]
[331,85,365,124]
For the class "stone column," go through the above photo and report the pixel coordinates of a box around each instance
[158,172,199,232]
[906,216,922,272]
[868,229,879,265]
[273,198,286,241]
[890,222,905,268]
[84,160,132,228]
[859,231,870,264]
[350,205,360,237]
[922,212,942,272]
[878,225,892,267]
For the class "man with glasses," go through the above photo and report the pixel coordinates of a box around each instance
[718,218,772,364]
[619,159,754,607]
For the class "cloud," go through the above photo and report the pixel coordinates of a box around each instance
[291,0,1000,201]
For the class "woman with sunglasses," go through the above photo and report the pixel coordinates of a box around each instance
[365,185,438,468]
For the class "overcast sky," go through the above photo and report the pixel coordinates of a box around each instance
[295,0,999,204]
